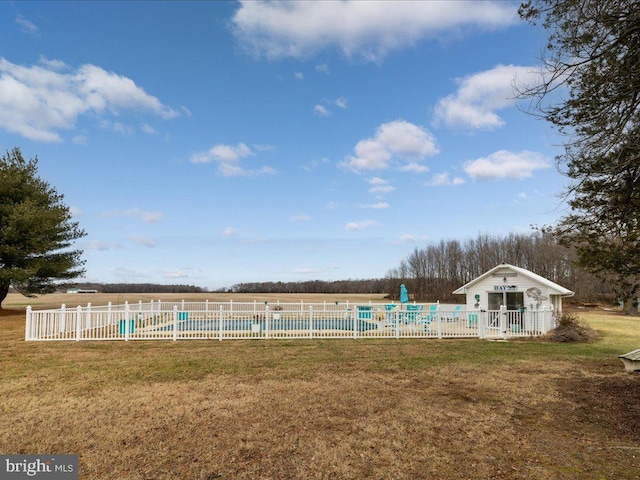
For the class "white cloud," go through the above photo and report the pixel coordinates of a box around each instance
[100,207,163,223]
[396,233,428,243]
[294,71,304,80]
[370,185,396,194]
[232,1,518,62]
[313,104,331,117]
[301,156,330,171]
[434,64,539,130]
[335,97,348,109]
[345,220,377,231]
[254,143,277,153]
[290,214,312,222]
[141,123,157,135]
[16,15,38,35]
[360,202,390,209]
[38,56,66,70]
[464,150,551,180]
[315,63,330,74]
[77,64,179,119]
[139,211,163,223]
[213,143,252,161]
[367,177,387,185]
[163,269,189,279]
[100,120,134,135]
[69,206,83,217]
[399,162,429,173]
[129,236,158,248]
[367,177,396,194]
[222,227,238,237]
[428,172,465,186]
[71,135,88,145]
[0,57,180,142]
[341,120,438,173]
[85,240,122,251]
[190,142,276,177]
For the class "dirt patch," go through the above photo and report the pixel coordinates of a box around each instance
[555,363,640,443]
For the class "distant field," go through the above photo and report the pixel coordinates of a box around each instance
[1,296,639,479]
[4,292,391,310]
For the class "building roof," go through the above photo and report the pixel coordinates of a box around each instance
[452,263,575,297]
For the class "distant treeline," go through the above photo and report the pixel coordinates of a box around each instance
[71,283,207,294]
[229,279,387,295]
[385,231,612,304]
[232,232,612,304]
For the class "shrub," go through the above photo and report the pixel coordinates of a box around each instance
[546,312,599,343]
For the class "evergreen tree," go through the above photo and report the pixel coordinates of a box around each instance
[519,0,640,313]
[0,148,86,308]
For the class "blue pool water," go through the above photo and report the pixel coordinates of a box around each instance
[154,318,379,332]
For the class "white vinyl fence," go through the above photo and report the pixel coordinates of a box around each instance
[25,300,556,341]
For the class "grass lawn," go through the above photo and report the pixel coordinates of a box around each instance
[1,301,639,480]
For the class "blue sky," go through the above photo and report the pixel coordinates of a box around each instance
[0,1,567,290]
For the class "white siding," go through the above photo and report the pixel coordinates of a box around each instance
[458,266,561,311]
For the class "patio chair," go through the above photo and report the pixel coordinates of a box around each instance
[415,305,437,332]
[404,304,423,323]
[445,305,461,322]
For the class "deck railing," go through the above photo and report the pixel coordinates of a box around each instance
[25,301,555,341]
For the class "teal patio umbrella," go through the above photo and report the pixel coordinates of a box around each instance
[400,284,409,304]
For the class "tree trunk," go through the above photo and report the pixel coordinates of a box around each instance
[0,281,9,310]
[623,298,639,316]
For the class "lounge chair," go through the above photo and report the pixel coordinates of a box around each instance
[445,305,461,322]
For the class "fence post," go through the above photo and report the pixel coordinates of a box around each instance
[173,305,178,341]
[86,302,92,330]
[265,304,270,339]
[125,303,130,341]
[219,305,224,341]
[478,310,485,339]
[436,304,442,339]
[353,305,357,339]
[25,306,32,341]
[107,302,112,328]
[500,305,507,339]
[60,304,66,335]
[76,305,82,341]
[536,306,542,334]
[205,299,209,312]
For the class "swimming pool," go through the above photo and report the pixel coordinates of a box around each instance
[153,317,380,333]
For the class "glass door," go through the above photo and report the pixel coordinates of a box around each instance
[506,292,524,310]
[488,293,503,310]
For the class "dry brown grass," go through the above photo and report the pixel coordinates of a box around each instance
[1,300,639,479]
